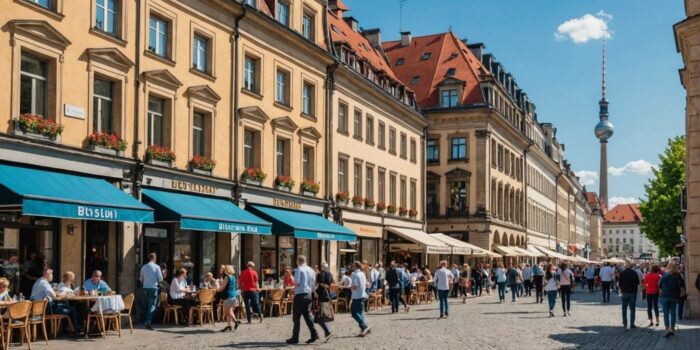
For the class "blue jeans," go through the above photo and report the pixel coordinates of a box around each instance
[509,284,518,302]
[438,289,449,316]
[497,282,506,301]
[242,291,262,322]
[660,297,678,329]
[351,298,367,330]
[141,288,159,326]
[621,293,637,327]
[50,301,83,332]
[547,291,557,311]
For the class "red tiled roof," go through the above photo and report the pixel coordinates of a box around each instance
[585,192,599,206]
[335,0,350,11]
[382,32,486,108]
[604,203,643,223]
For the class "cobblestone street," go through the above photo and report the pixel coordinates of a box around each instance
[44,289,699,350]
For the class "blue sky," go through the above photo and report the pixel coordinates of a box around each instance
[343,0,686,207]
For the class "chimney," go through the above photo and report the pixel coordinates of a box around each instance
[343,16,359,32]
[363,28,381,49]
[467,43,485,62]
[400,31,411,47]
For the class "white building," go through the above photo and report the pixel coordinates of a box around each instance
[602,204,658,259]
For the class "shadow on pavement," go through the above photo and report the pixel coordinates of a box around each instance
[548,325,665,349]
[156,328,219,336]
[219,341,289,348]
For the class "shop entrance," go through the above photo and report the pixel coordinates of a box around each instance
[142,226,171,273]
[84,221,118,288]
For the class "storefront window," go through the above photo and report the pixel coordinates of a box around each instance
[360,238,378,266]
[296,239,310,266]
[200,232,216,280]
[278,236,294,281]
[260,235,277,282]
[338,241,357,273]
[173,230,194,282]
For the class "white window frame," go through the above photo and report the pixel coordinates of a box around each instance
[93,77,114,133]
[19,54,48,116]
[95,0,118,34]
[192,34,208,72]
[149,15,168,57]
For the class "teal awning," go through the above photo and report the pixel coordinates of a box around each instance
[141,188,271,234]
[0,163,153,223]
[249,205,356,242]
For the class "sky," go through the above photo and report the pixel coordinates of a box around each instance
[342,0,686,208]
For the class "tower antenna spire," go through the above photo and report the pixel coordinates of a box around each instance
[602,39,606,100]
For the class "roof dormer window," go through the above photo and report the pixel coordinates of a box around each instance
[396,58,404,65]
[446,68,456,76]
[411,76,420,85]
[421,52,431,60]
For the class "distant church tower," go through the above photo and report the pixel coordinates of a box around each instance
[594,41,614,209]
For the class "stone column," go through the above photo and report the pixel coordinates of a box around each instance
[475,130,491,218]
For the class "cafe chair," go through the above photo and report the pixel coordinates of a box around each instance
[160,293,182,325]
[28,299,49,345]
[120,293,134,334]
[329,285,339,313]
[281,290,294,316]
[5,300,32,350]
[264,289,285,317]
[188,289,215,327]
[368,289,383,311]
[414,282,428,304]
[44,311,70,338]
[86,300,121,338]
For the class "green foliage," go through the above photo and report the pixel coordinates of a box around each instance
[638,136,685,257]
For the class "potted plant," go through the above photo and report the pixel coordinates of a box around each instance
[376,201,387,213]
[188,155,216,175]
[351,195,364,208]
[364,198,375,210]
[335,192,350,206]
[399,207,408,217]
[145,145,176,167]
[274,175,295,192]
[13,113,64,141]
[386,204,397,215]
[300,179,320,196]
[409,209,418,219]
[87,131,127,156]
[241,167,267,186]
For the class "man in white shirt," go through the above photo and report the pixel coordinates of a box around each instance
[599,263,615,303]
[286,256,319,345]
[522,264,533,297]
[369,265,379,292]
[350,261,371,336]
[433,260,454,318]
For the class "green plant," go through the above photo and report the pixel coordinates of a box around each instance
[300,179,320,193]
[352,195,364,206]
[242,167,267,181]
[275,175,295,188]
[364,198,375,209]
[146,145,176,162]
[387,205,397,214]
[336,192,350,203]
[189,155,216,171]
[16,113,64,138]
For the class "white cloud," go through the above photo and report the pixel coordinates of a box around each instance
[554,11,613,44]
[608,196,638,208]
[608,160,654,176]
[575,170,598,186]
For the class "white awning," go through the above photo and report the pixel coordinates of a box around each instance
[494,245,526,257]
[386,227,451,254]
[430,233,486,255]
[526,245,546,258]
[510,246,540,258]
[533,246,571,260]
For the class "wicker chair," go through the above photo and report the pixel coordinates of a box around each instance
[188,289,215,326]
[263,289,285,317]
[120,293,134,334]
[28,299,49,345]
[5,300,32,350]
[86,298,122,338]
[160,292,182,325]
[44,311,70,338]
[329,285,339,312]
[367,289,383,311]
[233,294,247,320]
[414,282,428,304]
[281,290,294,315]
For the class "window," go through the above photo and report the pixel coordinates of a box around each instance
[148,15,168,57]
[243,56,259,93]
[353,162,362,196]
[192,34,208,73]
[389,174,396,206]
[411,76,419,85]
[338,103,348,133]
[243,0,256,6]
[410,180,417,211]
[378,122,386,149]
[302,12,315,41]
[275,138,289,176]
[630,238,634,245]
[366,115,374,143]
[448,180,468,216]
[441,89,459,108]
[400,177,407,208]
[302,146,314,181]
[192,111,206,157]
[602,238,606,244]
[427,182,439,217]
[95,0,118,35]
[147,97,165,146]
[93,78,114,133]
[20,54,48,116]
[400,133,407,159]
[396,58,404,65]
[302,82,315,116]
[275,69,290,105]
[338,158,348,192]
[450,137,467,160]
[421,52,431,60]
[366,166,374,199]
[410,138,417,162]
[30,0,51,9]
[427,139,439,163]
[243,129,260,168]
[378,169,385,202]
[446,68,456,76]
[353,110,362,139]
[277,0,290,27]
[389,127,396,154]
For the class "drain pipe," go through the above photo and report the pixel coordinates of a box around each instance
[231,5,247,192]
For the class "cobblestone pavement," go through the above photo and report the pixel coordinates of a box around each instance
[44,288,699,350]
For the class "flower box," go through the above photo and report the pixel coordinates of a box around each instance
[376,202,386,213]
[276,185,292,192]
[191,167,212,176]
[244,178,262,186]
[241,168,267,185]
[13,122,60,142]
[146,145,175,167]
[351,195,364,207]
[189,156,216,176]
[364,198,375,210]
[398,207,408,217]
[387,205,397,215]
[90,144,124,157]
[87,132,127,156]
[274,175,295,192]
[409,209,418,219]
[13,114,64,142]
[300,179,320,196]
[302,190,317,197]
[147,158,173,168]
[335,192,350,206]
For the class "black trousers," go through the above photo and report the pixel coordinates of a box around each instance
[389,287,401,313]
[533,276,544,303]
[291,293,317,341]
[646,293,659,320]
[602,281,612,302]
[524,280,532,296]
[560,285,572,312]
[588,278,595,293]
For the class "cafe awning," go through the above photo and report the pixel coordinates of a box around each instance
[532,246,571,260]
[510,246,542,258]
[249,205,355,241]
[141,189,271,234]
[493,245,526,257]
[386,227,451,254]
[0,163,153,222]
[430,233,486,255]
[527,245,547,258]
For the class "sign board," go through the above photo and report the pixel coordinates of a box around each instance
[144,227,168,238]
[64,104,85,119]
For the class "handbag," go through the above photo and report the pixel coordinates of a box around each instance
[314,287,334,323]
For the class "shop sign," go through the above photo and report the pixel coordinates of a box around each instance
[171,179,216,194]
[145,227,168,238]
[217,222,262,233]
[77,206,118,220]
[273,198,302,210]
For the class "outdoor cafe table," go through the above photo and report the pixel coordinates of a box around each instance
[63,294,125,313]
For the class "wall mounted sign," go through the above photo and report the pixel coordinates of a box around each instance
[64,104,85,119]
[170,179,216,194]
[273,198,302,209]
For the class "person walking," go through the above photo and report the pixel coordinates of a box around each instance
[400,263,412,313]
[558,263,574,316]
[434,260,454,318]
[483,264,491,295]
[350,261,371,337]
[450,264,461,298]
[460,264,471,303]
[659,262,686,337]
[495,263,507,303]
[643,264,662,327]
[619,259,641,330]
[533,263,545,303]
[522,264,533,297]
[600,263,615,303]
[506,263,519,302]
[315,262,334,342]
[217,265,240,332]
[239,261,264,324]
[586,264,597,293]
[472,264,484,297]
[286,256,320,344]
[544,265,559,317]
[386,261,402,314]
[139,252,163,330]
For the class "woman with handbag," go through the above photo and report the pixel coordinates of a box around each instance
[314,262,334,343]
[659,262,686,337]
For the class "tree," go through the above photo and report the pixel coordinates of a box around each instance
[639,136,685,257]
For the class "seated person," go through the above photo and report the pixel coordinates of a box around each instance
[58,272,77,295]
[283,267,295,288]
[31,269,83,336]
[169,268,193,316]
[338,270,352,299]
[0,277,11,301]
[200,272,219,289]
[84,270,111,293]
[159,268,171,294]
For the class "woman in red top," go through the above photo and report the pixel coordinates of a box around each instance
[282,267,295,288]
[643,264,662,327]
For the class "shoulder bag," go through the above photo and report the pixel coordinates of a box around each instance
[314,286,335,323]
